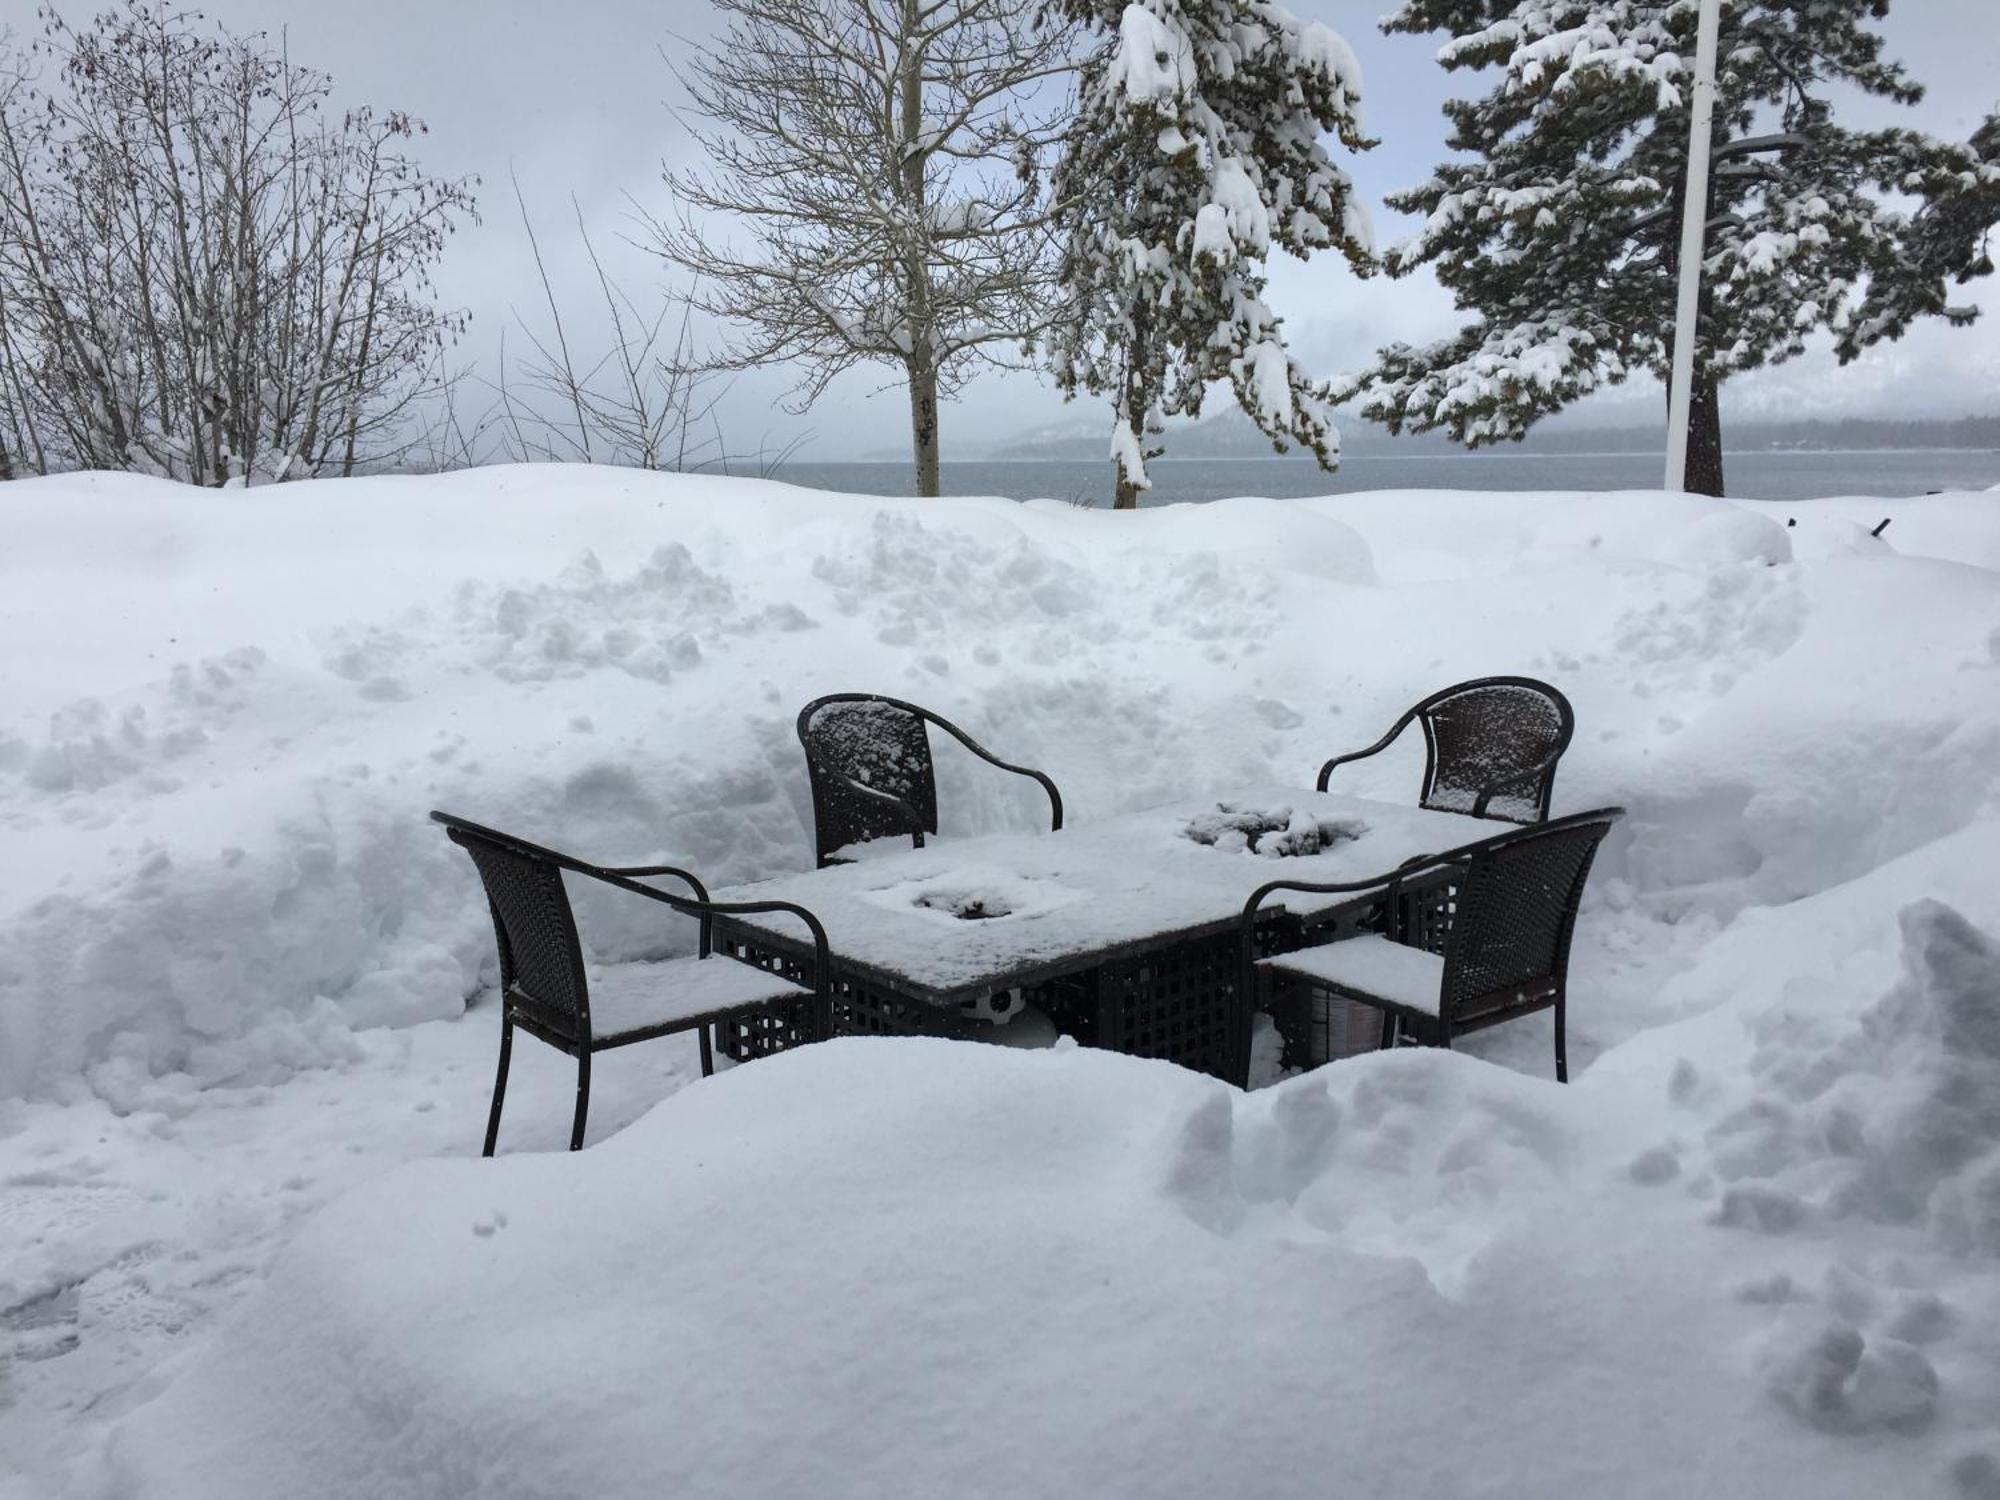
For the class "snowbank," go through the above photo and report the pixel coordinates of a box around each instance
[5,466,2000,1497]
[102,1002,2000,1498]
[3,469,1997,1103]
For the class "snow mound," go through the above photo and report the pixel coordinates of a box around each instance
[1722,900,2000,1256]
[1670,508,1794,568]
[2,471,1997,1116]
[101,1034,1977,1499]
[7,468,2000,1496]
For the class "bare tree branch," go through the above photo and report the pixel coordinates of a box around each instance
[654,0,1079,495]
[0,5,477,484]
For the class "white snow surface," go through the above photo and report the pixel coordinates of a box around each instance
[3,467,2000,1497]
[720,790,1489,996]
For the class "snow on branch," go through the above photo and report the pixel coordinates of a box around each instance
[1046,0,1374,504]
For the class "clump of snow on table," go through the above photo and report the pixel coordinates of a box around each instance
[1182,800,1364,855]
[2,468,1999,1496]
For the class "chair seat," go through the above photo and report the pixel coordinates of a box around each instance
[1258,934,1446,1017]
[585,956,809,1041]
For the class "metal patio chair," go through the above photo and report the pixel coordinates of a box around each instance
[1315,676,1575,825]
[797,693,1063,867]
[1241,807,1622,1082]
[433,811,830,1154]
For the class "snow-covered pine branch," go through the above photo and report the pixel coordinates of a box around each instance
[656,0,1080,497]
[1335,0,2000,498]
[1044,0,1374,508]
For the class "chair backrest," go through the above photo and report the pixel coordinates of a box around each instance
[798,695,939,862]
[1416,677,1573,824]
[445,825,592,1038]
[1438,808,1617,1027]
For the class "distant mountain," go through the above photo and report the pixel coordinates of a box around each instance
[976,407,2000,461]
[975,407,1431,461]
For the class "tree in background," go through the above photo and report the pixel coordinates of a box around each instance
[657,0,1076,498]
[1044,0,1373,509]
[1848,108,2000,358]
[488,177,744,474]
[1337,0,2000,498]
[0,5,475,485]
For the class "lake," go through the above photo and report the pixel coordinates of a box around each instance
[778,448,2000,505]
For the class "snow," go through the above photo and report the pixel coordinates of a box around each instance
[1108,421,1150,486]
[1108,4,1192,105]
[1261,931,1446,1014]
[582,954,809,1036]
[1246,338,1295,427]
[1289,17,1366,129]
[718,790,1490,997]
[3,466,2000,1496]
[1194,157,1271,257]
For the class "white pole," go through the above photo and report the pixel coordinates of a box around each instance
[1664,0,1723,492]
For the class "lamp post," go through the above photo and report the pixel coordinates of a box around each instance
[1664,0,1723,492]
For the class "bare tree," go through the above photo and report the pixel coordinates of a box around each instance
[455,175,810,480]
[654,0,1076,497]
[0,5,475,484]
[504,178,731,471]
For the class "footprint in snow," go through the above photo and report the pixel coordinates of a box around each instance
[471,1209,510,1238]
[1758,1313,1938,1436]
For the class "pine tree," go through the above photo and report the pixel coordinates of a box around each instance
[1337,1,2000,497]
[1046,0,1374,508]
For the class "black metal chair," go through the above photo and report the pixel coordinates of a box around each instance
[797,694,1063,867]
[1315,676,1575,824]
[433,811,830,1155]
[1240,807,1622,1083]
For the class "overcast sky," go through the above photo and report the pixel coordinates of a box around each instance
[6,0,1994,460]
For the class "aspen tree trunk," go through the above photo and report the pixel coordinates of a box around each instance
[898,0,942,498]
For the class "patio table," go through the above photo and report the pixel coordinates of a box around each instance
[709,787,1495,1085]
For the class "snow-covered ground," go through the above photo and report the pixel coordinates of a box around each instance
[2,468,1997,1498]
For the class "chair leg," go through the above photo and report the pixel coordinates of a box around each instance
[482,1019,514,1158]
[569,1050,592,1152]
[1377,1006,1399,1052]
[699,1024,715,1078]
[1554,994,1569,1084]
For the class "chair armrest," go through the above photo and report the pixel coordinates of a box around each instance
[1314,712,1415,794]
[684,897,831,998]
[1464,743,1567,820]
[433,812,718,928]
[569,868,832,1009]
[922,713,1064,831]
[1240,869,1407,932]
[600,864,710,904]
[433,810,614,883]
[1238,844,1480,949]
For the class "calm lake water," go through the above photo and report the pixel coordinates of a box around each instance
[780,449,2000,505]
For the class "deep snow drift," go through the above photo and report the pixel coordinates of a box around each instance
[2,468,1998,1497]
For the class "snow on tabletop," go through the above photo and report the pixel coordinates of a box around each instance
[1,468,1999,1496]
[715,789,1489,996]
